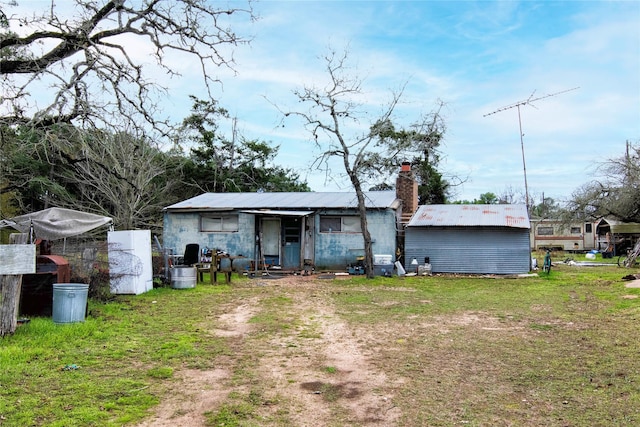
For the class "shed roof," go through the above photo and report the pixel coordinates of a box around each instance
[407,204,530,229]
[164,191,400,212]
[596,217,640,234]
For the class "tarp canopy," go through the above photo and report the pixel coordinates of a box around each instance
[0,207,112,240]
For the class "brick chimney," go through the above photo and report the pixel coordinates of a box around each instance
[396,162,418,225]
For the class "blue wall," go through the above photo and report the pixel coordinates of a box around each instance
[163,212,256,260]
[163,208,398,270]
[313,209,397,269]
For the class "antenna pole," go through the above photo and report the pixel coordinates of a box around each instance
[516,105,530,211]
[484,87,579,214]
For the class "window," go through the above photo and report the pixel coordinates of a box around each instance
[341,216,362,232]
[537,226,554,236]
[570,226,581,234]
[585,223,592,233]
[201,214,238,232]
[319,216,362,233]
[319,217,340,232]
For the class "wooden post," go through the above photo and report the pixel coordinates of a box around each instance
[0,239,36,337]
[0,275,23,337]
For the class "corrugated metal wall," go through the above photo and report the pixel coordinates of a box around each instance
[405,226,530,274]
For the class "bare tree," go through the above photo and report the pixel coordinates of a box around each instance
[567,140,640,223]
[281,50,446,278]
[0,0,254,131]
[57,128,179,230]
[1,122,185,230]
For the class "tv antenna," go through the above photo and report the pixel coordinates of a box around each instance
[484,87,579,212]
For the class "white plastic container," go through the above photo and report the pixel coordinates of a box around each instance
[374,254,393,265]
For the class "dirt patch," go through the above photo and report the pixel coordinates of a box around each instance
[136,368,229,427]
[280,291,401,426]
[135,276,400,426]
[208,297,259,337]
[624,279,640,288]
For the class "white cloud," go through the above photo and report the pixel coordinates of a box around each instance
[6,0,638,202]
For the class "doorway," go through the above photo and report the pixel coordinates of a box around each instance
[261,218,281,267]
[282,217,301,269]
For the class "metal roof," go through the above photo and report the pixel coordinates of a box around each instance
[240,210,313,216]
[596,217,640,234]
[164,191,400,211]
[407,204,530,229]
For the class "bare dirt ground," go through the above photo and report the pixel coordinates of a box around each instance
[136,275,403,427]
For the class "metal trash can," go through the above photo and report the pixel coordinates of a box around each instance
[52,283,89,324]
[170,266,197,289]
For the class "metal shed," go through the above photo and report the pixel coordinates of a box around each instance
[404,204,530,274]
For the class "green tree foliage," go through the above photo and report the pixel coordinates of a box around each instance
[1,99,309,230]
[530,196,562,219]
[361,103,451,203]
[477,192,499,204]
[404,113,450,204]
[0,125,66,213]
[414,161,449,204]
[364,106,448,193]
[453,192,499,205]
[0,179,19,234]
[178,97,310,193]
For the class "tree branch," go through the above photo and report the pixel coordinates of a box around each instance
[1,0,253,131]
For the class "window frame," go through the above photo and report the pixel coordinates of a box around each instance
[200,214,239,232]
[319,215,362,233]
[537,226,554,236]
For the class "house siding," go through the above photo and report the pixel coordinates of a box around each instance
[405,226,530,274]
[163,212,257,260]
[313,209,397,269]
[163,208,398,270]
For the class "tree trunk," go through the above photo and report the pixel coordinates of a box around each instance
[0,275,23,337]
[353,181,375,279]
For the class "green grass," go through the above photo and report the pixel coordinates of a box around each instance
[1,262,639,426]
[336,264,640,426]
[0,285,233,426]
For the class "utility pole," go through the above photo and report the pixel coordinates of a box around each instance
[484,87,579,214]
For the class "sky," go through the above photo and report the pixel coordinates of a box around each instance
[7,1,640,203]
[177,0,640,203]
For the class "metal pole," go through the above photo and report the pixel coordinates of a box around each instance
[516,105,530,214]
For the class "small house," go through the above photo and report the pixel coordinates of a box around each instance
[162,164,422,273]
[404,204,530,274]
[163,190,406,271]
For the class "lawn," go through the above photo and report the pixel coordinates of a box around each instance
[1,258,639,426]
